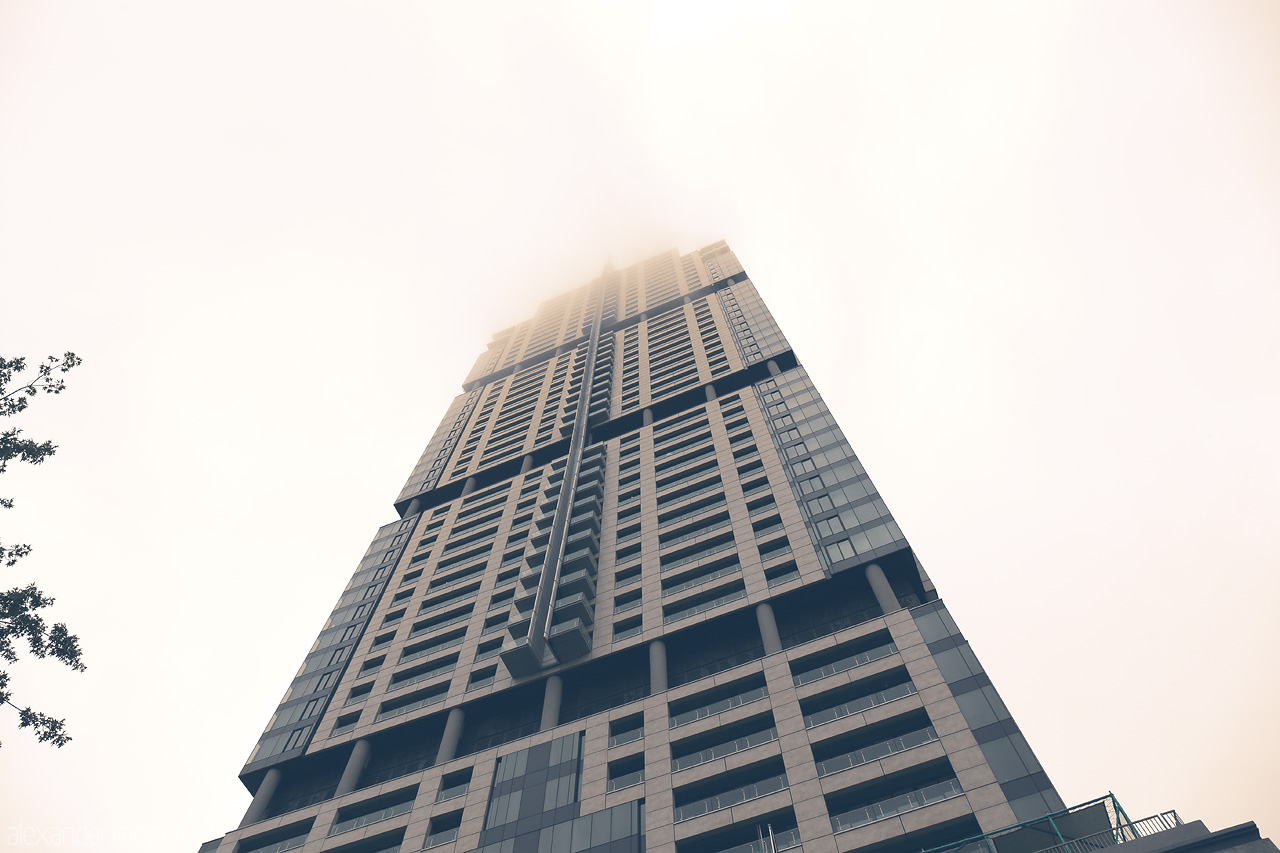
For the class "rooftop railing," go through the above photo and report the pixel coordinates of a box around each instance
[918,794,1182,853]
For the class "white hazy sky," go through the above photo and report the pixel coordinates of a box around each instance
[1,1,1277,849]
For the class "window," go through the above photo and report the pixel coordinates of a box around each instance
[436,769,472,803]
[615,565,642,588]
[613,617,642,642]
[808,494,835,514]
[826,539,857,563]
[468,666,498,691]
[607,755,645,791]
[283,726,310,751]
[614,590,642,614]
[799,476,824,495]
[816,515,845,538]
[474,638,504,662]
[609,714,644,747]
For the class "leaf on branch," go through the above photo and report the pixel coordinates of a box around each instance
[16,706,71,747]
[0,542,33,568]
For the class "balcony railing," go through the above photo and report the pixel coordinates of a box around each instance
[780,606,883,649]
[672,726,778,771]
[664,563,741,598]
[358,754,435,789]
[669,647,764,690]
[670,685,769,729]
[716,827,802,853]
[1032,813,1184,853]
[792,641,897,687]
[815,726,938,777]
[562,686,650,722]
[329,800,412,836]
[664,586,746,624]
[804,682,917,729]
[674,773,788,822]
[917,794,1182,853]
[831,779,963,833]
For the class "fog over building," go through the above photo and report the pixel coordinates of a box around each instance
[199,243,1275,853]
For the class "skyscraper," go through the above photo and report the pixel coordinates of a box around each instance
[199,242,1156,853]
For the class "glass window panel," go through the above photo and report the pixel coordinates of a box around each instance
[551,822,571,853]
[913,610,947,643]
[866,524,894,549]
[1010,733,1044,774]
[571,817,592,852]
[591,812,611,848]
[611,804,633,840]
[955,690,999,728]
[959,644,983,675]
[933,647,972,682]
[981,737,1030,782]
[982,686,1012,721]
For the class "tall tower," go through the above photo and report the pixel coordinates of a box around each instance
[201,242,1069,853]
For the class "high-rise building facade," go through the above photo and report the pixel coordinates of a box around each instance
[200,241,1073,853]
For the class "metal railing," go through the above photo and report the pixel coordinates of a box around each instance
[716,828,802,853]
[670,685,769,729]
[816,726,938,777]
[562,686,650,722]
[792,641,898,686]
[672,726,778,771]
[674,773,789,822]
[804,682,917,729]
[669,647,764,688]
[831,779,964,833]
[358,754,435,789]
[458,720,540,755]
[918,794,1182,853]
[1032,812,1184,853]
[780,606,883,649]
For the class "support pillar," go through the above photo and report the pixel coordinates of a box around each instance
[541,675,563,730]
[239,767,282,828]
[642,408,653,427]
[755,602,782,655]
[437,707,465,764]
[405,497,422,517]
[333,738,372,797]
[865,563,900,615]
[461,477,478,497]
[767,359,782,377]
[520,455,534,475]
[649,639,668,693]
[705,384,717,402]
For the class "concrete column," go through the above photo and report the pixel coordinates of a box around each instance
[767,359,782,377]
[333,738,372,797]
[520,455,534,475]
[649,639,668,694]
[437,707,466,764]
[238,767,282,828]
[404,497,422,517]
[705,384,717,402]
[755,602,782,655]
[642,408,653,427]
[865,563,901,615]
[540,675,563,730]
[461,477,478,497]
